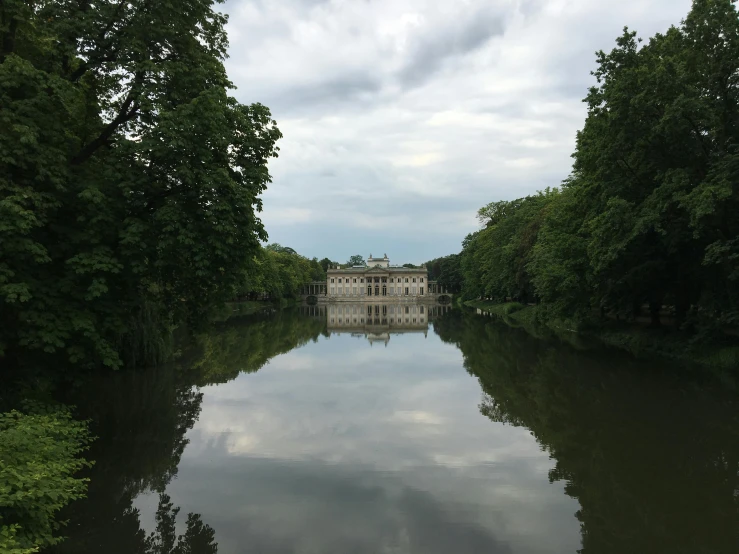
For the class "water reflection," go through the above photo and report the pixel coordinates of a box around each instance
[434,310,739,554]
[299,302,453,346]
[52,307,739,554]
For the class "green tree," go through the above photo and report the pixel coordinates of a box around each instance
[0,0,281,370]
[346,254,366,266]
[318,258,337,273]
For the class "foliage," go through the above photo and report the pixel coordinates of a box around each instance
[451,0,739,341]
[0,405,92,553]
[318,258,338,273]
[424,254,463,292]
[346,254,366,267]
[460,190,558,303]
[0,0,281,370]
[236,244,324,301]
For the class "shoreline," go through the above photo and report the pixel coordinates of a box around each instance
[464,300,739,385]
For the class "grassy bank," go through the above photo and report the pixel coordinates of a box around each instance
[465,300,739,382]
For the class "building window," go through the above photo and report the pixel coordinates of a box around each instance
[412,278,416,283]
[381,277,387,283]
[382,286,387,296]
[339,278,342,283]
[330,278,335,283]
[420,306,424,314]
[420,287,424,295]
[390,287,394,295]
[375,286,380,296]
[420,278,424,282]
[330,287,335,295]
[367,286,372,296]
[374,277,380,283]
[405,288,409,296]
[360,278,364,283]
[405,306,410,314]
[353,287,357,295]
[353,278,357,283]
[405,278,409,283]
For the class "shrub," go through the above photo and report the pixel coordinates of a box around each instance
[0,406,92,552]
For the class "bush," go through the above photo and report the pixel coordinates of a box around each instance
[0,405,92,552]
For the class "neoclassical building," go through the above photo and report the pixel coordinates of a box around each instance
[300,254,451,301]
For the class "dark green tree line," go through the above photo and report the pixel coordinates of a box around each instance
[424,254,463,293]
[235,244,325,301]
[456,0,739,334]
[0,0,281,370]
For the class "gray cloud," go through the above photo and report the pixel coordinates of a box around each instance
[398,9,506,88]
[222,0,694,262]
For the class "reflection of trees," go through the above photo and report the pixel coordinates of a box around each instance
[434,310,739,554]
[143,494,218,554]
[50,308,327,553]
[50,365,207,554]
[187,308,327,385]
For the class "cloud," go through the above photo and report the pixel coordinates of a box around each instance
[222,0,694,262]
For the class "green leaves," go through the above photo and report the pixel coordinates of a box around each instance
[0,406,92,552]
[458,0,739,332]
[1,0,281,369]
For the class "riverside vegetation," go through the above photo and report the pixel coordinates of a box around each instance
[427,0,739,371]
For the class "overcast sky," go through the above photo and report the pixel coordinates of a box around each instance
[222,0,692,264]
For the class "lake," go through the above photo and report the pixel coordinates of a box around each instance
[51,304,739,554]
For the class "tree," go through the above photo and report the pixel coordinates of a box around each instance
[0,0,281,369]
[346,254,366,267]
[319,258,338,273]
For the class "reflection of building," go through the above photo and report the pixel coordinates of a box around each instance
[298,302,454,346]
[300,254,452,301]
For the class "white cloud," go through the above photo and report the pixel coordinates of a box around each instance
[222,0,693,261]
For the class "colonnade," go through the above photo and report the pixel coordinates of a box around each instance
[301,282,327,296]
[301,281,450,297]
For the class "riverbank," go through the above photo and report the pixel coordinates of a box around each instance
[465,300,739,384]
[215,298,303,320]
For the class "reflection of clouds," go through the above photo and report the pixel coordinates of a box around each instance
[135,330,580,553]
[187,336,543,469]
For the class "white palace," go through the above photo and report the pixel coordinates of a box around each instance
[301,253,451,302]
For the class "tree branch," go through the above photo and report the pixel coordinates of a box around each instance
[71,89,140,165]
[69,0,129,81]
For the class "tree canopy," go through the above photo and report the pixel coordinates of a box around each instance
[346,254,366,267]
[0,0,281,370]
[453,0,739,335]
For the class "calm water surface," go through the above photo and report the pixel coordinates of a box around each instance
[53,304,739,554]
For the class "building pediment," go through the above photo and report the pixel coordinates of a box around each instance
[365,266,389,273]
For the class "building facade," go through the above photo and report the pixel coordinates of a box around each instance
[300,254,452,301]
[327,265,428,300]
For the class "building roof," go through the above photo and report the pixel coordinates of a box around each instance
[327,266,427,273]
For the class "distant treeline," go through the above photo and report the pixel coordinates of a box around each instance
[431,0,739,333]
[234,244,326,302]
